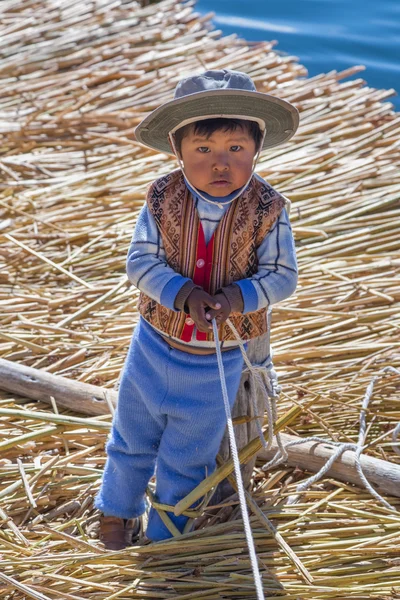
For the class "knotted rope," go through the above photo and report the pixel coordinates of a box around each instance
[224,317,400,512]
[226,319,288,462]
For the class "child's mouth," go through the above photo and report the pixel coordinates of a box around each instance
[211,180,230,186]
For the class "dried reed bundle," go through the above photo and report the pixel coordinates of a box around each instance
[0,0,399,597]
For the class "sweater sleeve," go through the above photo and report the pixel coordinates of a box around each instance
[221,207,298,314]
[126,203,195,311]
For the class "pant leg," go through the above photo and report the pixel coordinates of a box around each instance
[94,317,172,519]
[146,344,245,541]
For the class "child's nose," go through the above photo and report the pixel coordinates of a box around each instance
[212,154,230,170]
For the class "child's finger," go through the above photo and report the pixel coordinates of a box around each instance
[203,292,221,311]
[194,309,214,331]
[205,308,221,321]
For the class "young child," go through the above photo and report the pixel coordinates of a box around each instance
[94,69,299,549]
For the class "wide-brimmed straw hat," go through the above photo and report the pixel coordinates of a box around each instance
[134,69,299,155]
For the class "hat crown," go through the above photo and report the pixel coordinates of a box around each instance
[174,69,256,99]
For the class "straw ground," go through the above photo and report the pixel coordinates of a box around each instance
[0,0,400,598]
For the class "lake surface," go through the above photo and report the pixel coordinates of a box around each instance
[196,0,400,112]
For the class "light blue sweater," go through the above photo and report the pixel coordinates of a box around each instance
[126,174,298,347]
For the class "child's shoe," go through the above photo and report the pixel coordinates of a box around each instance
[99,515,140,550]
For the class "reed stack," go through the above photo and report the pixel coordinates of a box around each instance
[0,0,399,597]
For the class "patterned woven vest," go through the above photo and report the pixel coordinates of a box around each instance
[137,169,287,342]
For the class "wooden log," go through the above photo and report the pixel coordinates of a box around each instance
[0,358,116,416]
[1,357,400,500]
[257,432,400,499]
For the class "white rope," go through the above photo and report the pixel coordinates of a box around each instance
[269,366,400,511]
[226,318,288,461]
[393,422,400,457]
[224,318,400,512]
[212,318,265,600]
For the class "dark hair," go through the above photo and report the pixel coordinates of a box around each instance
[173,117,263,155]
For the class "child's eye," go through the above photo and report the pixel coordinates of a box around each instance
[197,147,210,153]
[230,145,241,152]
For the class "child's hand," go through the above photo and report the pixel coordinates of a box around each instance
[204,292,231,328]
[186,289,222,332]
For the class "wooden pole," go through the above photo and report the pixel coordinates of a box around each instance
[257,432,400,499]
[213,331,272,503]
[0,358,116,416]
[2,356,400,503]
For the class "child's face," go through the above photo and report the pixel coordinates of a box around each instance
[178,125,258,197]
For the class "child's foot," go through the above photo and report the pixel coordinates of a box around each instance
[99,515,141,550]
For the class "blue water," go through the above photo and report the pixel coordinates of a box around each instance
[196,0,400,112]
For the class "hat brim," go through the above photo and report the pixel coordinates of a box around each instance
[134,89,299,154]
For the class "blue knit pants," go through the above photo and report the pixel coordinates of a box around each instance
[94,316,245,541]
